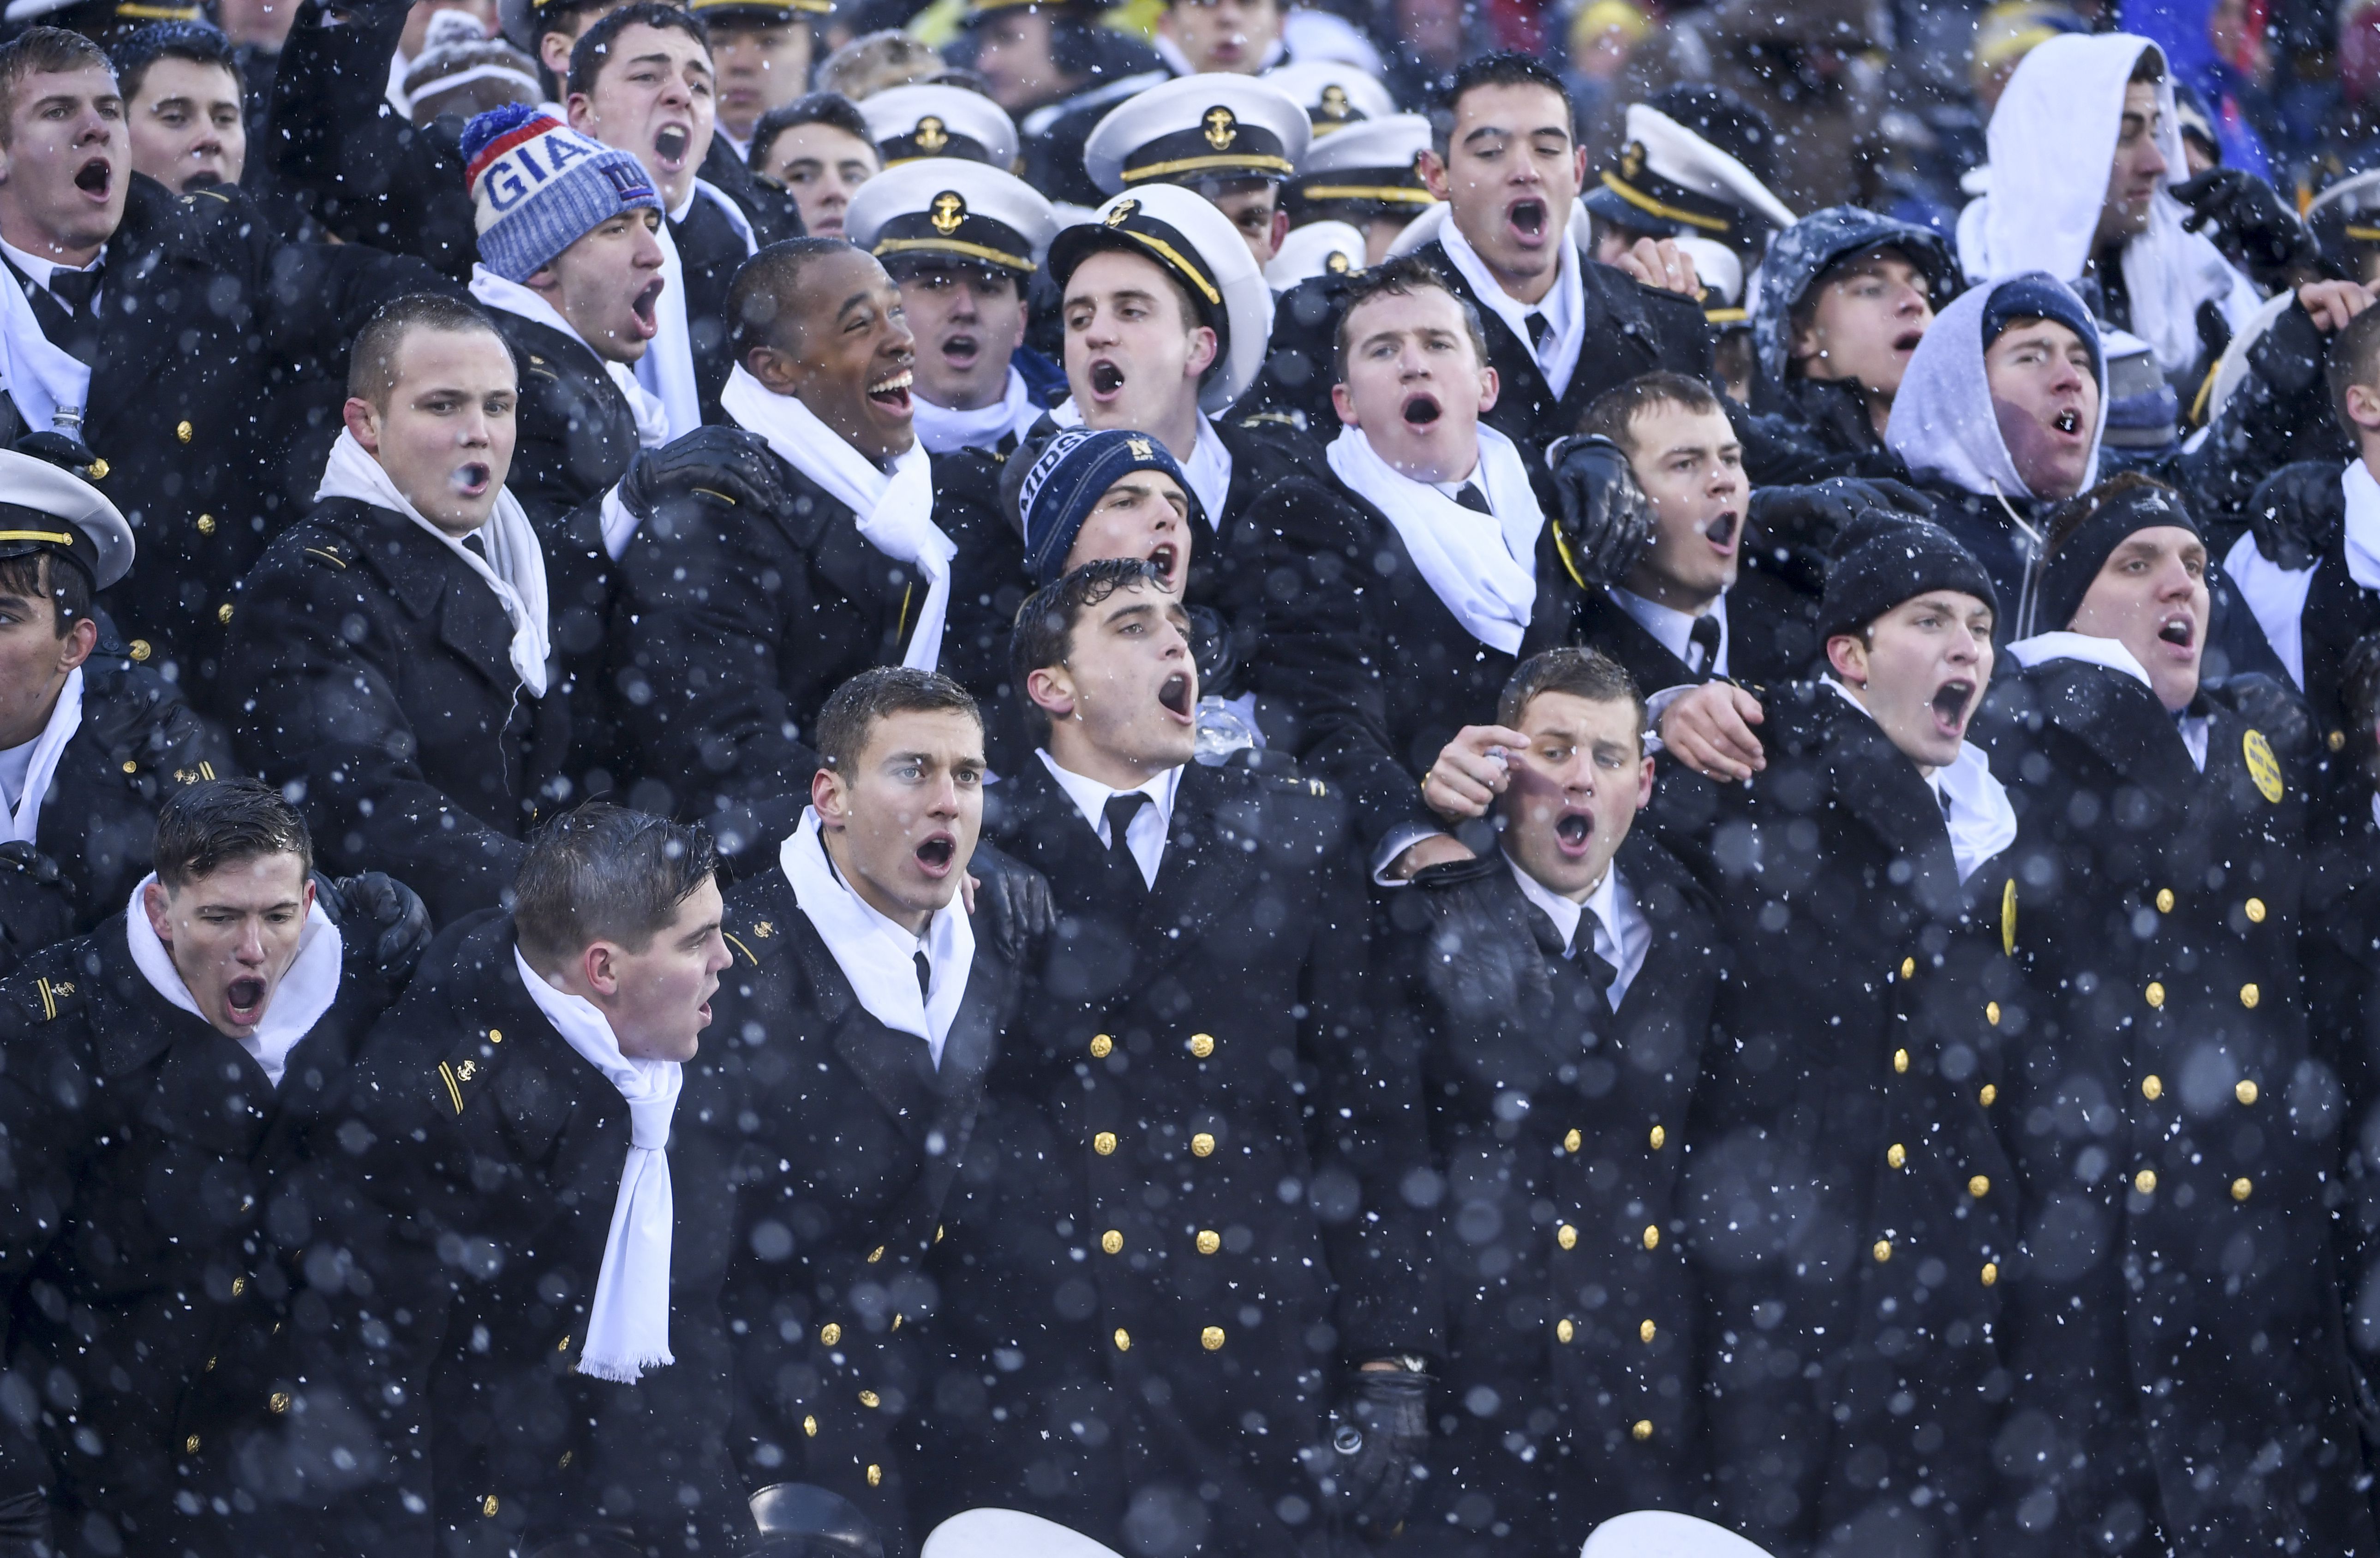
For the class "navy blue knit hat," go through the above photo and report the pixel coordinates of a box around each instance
[1818,514,1999,642]
[1012,428,1195,585]
[462,103,662,282]
[1980,272,2102,383]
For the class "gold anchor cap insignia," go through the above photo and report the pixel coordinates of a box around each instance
[930,191,965,234]
[1105,197,1137,227]
[1326,249,1351,273]
[1620,140,1644,180]
[915,115,948,153]
[1203,106,1238,149]
[1320,84,1350,119]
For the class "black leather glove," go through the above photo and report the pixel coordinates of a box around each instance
[0,842,61,889]
[2172,167,2333,290]
[1324,1366,1431,1535]
[311,871,432,984]
[617,426,794,523]
[2248,460,2347,571]
[1746,476,1936,557]
[1398,856,1553,1029]
[967,840,1054,967]
[1545,434,1655,590]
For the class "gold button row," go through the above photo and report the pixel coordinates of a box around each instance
[2142,1074,2261,1104]
[1099,1229,1222,1255]
[1547,1316,1654,1346]
[1089,1031,1219,1059]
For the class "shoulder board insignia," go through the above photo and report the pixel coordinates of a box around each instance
[302,542,351,571]
[723,922,772,967]
[2242,728,2283,804]
[29,974,77,1022]
[436,1026,505,1116]
[1237,412,1300,430]
[1307,778,1328,797]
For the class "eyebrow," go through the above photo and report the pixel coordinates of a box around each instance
[835,291,873,320]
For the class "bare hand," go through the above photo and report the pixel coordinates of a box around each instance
[1612,237,1702,298]
[1660,683,1767,782]
[1387,834,1475,879]
[1423,724,1530,822]
[960,873,978,914]
[2299,280,2375,334]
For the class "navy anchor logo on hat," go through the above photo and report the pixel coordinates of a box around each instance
[931,192,966,235]
[1203,107,1238,150]
[916,115,949,154]
[1320,84,1351,122]
[1106,198,1138,227]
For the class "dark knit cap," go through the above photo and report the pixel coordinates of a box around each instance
[2031,477,2201,634]
[1818,514,1999,641]
[1980,271,2103,384]
[1009,427,1195,585]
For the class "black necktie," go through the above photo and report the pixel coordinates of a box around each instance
[1939,786,1954,817]
[1102,792,1149,875]
[1529,899,1617,1003]
[45,264,99,316]
[915,950,932,1001]
[1453,483,1493,515]
[1688,613,1722,675]
[461,532,490,560]
[1525,311,1554,353]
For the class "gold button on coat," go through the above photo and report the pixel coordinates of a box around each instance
[184,1435,199,1454]
[1632,1420,1654,1441]
[1649,1124,1666,1149]
[819,1322,841,1346]
[2155,888,2174,912]
[2142,1075,2162,1100]
[2241,983,2260,1009]
[1188,1033,1214,1057]
[1563,1128,1581,1152]
[802,1415,817,1437]
[2246,897,2267,923]
[120,760,136,773]
[483,1496,499,1516]
[867,1466,882,1487]
[1968,1176,1991,1198]
[1900,957,1915,979]
[1094,1132,1118,1155]
[1985,1001,2000,1025]
[1643,1224,1660,1250]
[1201,1326,1225,1351]
[1113,1330,1130,1352]
[1981,1262,1998,1286]
[1555,1318,1574,1343]
[1886,1143,1906,1169]
[1101,1230,1123,1254]
[175,420,192,443]
[1190,1132,1215,1157]
[86,459,105,480]
[857,1390,879,1408]
[2146,982,2165,1009]
[1979,1084,1998,1107]
[1639,1319,1656,1343]
[1873,1240,1891,1262]
[196,513,214,535]
[1089,1034,1112,1057]
[269,1391,289,1413]
[1892,1048,1909,1074]
[2232,1177,2254,1201]
[2236,1080,2259,1104]
[216,603,232,624]
[1196,1230,1220,1255]
[2134,1170,2157,1194]
[1556,1223,1578,1249]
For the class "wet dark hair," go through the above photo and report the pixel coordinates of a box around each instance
[1577,370,1723,454]
[0,553,90,638]
[347,292,507,406]
[110,19,237,104]
[1496,645,1644,743]
[1008,557,1166,740]
[512,801,718,967]
[727,235,862,364]
[1332,252,1489,382]
[568,0,708,99]
[0,28,111,147]
[748,89,868,171]
[154,778,313,889]
[813,665,982,776]
[1431,51,1569,157]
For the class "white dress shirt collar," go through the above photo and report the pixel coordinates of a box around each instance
[0,239,103,306]
[1435,215,1584,397]
[1036,749,1182,890]
[1502,849,1647,1009]
[1607,586,1729,678]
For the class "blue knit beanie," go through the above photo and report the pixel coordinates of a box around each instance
[1013,428,1196,585]
[461,104,663,282]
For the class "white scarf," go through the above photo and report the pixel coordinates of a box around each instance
[315,430,553,697]
[721,366,952,671]
[123,874,343,1089]
[4,665,78,846]
[1822,679,2017,883]
[0,263,91,445]
[469,265,671,449]
[1435,215,1585,400]
[634,180,759,441]
[2342,460,2380,594]
[1325,423,1542,654]
[781,807,974,1066]
[514,945,680,1384]
[1047,400,1232,529]
[910,367,1040,456]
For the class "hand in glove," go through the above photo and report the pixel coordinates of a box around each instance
[1545,434,1654,590]
[2172,167,2332,291]
[1746,476,1936,556]
[1323,1366,1431,1536]
[963,840,1055,967]
[1394,855,1553,1030]
[616,427,794,524]
[2248,460,2347,571]
[311,871,432,984]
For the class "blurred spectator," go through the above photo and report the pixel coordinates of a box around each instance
[2122,0,2274,177]
[1563,0,1650,152]
[816,25,942,95]
[388,0,500,113]
[1375,0,1493,113]
[1615,0,1888,211]
[400,9,539,125]
[750,90,881,234]
[695,0,825,159]
[214,0,292,135]
[958,0,1157,118]
[1970,0,2086,115]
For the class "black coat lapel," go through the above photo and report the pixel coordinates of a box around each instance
[1821,699,1966,918]
[2033,658,2198,813]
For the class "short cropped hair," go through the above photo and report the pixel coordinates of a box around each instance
[815,29,940,100]
[1497,645,1645,744]
[347,292,505,407]
[512,802,719,967]
[0,28,112,146]
[2328,304,2380,439]
[726,235,856,363]
[154,778,313,889]
[1332,252,1490,382]
[1008,557,1164,741]
[1576,370,1723,454]
[1432,51,1569,157]
[568,1,707,100]
[749,90,870,171]
[813,666,982,776]
[111,20,238,104]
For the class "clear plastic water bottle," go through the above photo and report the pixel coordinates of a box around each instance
[1194,695,1259,764]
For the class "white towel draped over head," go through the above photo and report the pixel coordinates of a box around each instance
[469,265,671,449]
[316,429,552,697]
[514,945,682,1383]
[1325,422,1543,654]
[721,365,952,671]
